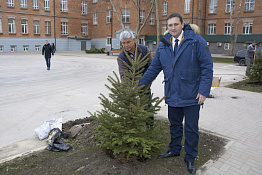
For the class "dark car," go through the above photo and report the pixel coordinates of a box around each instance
[234,49,247,66]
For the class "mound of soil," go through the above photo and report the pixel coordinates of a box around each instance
[0,117,227,175]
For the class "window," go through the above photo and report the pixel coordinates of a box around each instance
[0,18,2,33]
[81,23,88,36]
[61,0,67,12]
[23,45,29,52]
[0,46,3,52]
[162,24,166,35]
[122,8,130,23]
[33,0,38,9]
[163,1,168,15]
[81,1,87,15]
[150,12,155,25]
[224,43,231,50]
[8,18,16,33]
[209,0,217,13]
[208,23,216,35]
[140,10,145,24]
[44,0,50,11]
[35,45,41,51]
[139,36,145,45]
[7,0,14,7]
[245,0,255,11]
[61,22,68,35]
[93,12,97,25]
[45,21,51,35]
[20,0,27,8]
[10,45,16,52]
[225,0,235,13]
[184,0,190,14]
[93,0,97,3]
[33,20,40,34]
[243,22,252,34]
[21,19,28,34]
[224,23,233,35]
[106,10,112,23]
[106,35,112,45]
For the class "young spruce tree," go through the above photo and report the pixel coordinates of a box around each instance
[90,43,165,160]
[248,52,262,83]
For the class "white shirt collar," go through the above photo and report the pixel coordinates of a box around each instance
[172,31,183,49]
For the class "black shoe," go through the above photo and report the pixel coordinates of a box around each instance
[47,67,50,70]
[158,151,180,158]
[184,159,196,174]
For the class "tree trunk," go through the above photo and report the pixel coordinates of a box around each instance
[110,0,125,30]
[198,0,202,34]
[229,0,234,56]
[233,0,243,54]
[155,0,160,46]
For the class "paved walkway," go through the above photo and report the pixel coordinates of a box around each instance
[0,52,262,175]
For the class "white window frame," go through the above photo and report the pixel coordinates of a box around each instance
[140,10,145,24]
[106,10,112,23]
[184,0,190,14]
[33,20,40,34]
[106,35,112,46]
[224,23,233,35]
[0,18,2,33]
[33,0,38,9]
[10,45,16,52]
[21,19,28,34]
[0,46,3,52]
[138,36,145,45]
[45,21,51,35]
[44,0,50,11]
[244,0,255,11]
[8,18,16,33]
[20,0,27,8]
[81,23,88,36]
[163,1,168,15]
[150,12,155,25]
[122,8,130,23]
[61,22,68,35]
[208,23,216,35]
[243,22,252,34]
[7,0,14,7]
[23,45,29,52]
[224,43,231,50]
[162,24,167,35]
[61,0,67,12]
[225,0,235,13]
[93,12,98,25]
[209,0,217,14]
[35,45,41,51]
[81,1,87,15]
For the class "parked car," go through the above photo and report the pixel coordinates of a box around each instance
[234,49,247,66]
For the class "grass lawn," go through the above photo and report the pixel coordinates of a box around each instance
[212,57,235,64]
[227,79,262,93]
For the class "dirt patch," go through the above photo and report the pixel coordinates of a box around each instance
[0,117,227,175]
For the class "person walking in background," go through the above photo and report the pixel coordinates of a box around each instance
[245,40,257,74]
[139,13,213,174]
[42,40,54,70]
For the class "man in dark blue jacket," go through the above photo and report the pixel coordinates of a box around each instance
[139,13,213,174]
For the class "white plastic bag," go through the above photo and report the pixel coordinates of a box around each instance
[34,118,62,140]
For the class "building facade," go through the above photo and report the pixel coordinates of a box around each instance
[0,0,261,54]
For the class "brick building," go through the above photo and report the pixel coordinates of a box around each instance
[0,0,261,54]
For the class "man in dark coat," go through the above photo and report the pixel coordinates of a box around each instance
[42,40,54,70]
[139,13,213,174]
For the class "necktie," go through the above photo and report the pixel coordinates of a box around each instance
[174,39,179,56]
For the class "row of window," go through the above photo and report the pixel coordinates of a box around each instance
[207,22,253,35]
[0,45,41,52]
[6,0,88,14]
[209,0,255,14]
[97,10,155,25]
[0,18,88,36]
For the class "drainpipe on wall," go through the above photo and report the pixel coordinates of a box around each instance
[192,0,194,23]
[53,0,56,50]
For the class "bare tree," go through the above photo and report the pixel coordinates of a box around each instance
[198,0,202,34]
[155,0,160,45]
[230,0,243,55]
[110,0,125,30]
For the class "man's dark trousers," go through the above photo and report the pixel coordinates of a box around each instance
[45,57,51,69]
[168,105,200,162]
